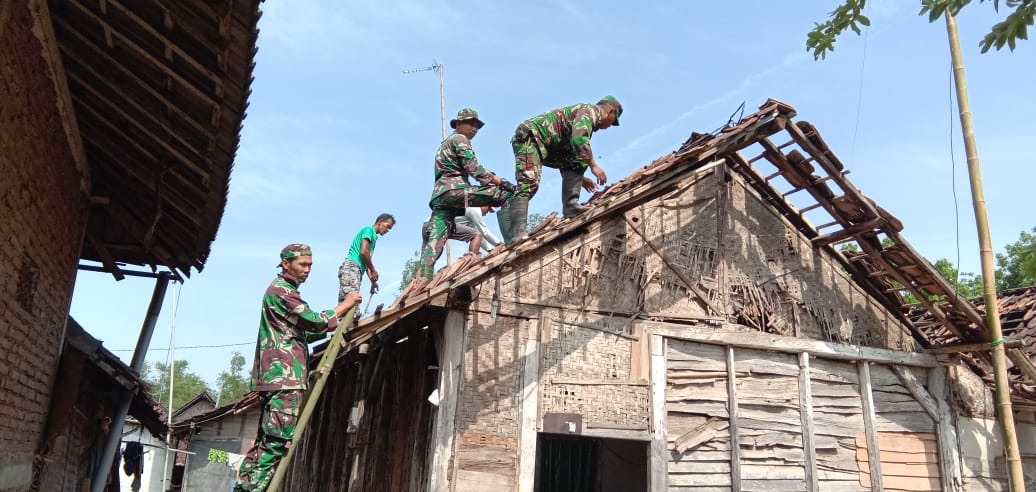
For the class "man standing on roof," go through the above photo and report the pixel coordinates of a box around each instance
[420,108,515,281]
[339,214,395,301]
[235,244,362,491]
[455,206,502,252]
[503,96,623,244]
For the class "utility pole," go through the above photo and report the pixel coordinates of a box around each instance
[404,61,450,264]
[944,10,1024,491]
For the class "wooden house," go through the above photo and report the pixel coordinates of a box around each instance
[276,99,1035,491]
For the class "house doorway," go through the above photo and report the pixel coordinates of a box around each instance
[534,434,648,492]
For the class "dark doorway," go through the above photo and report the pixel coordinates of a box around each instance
[534,434,648,492]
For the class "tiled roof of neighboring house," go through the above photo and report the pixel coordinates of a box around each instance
[49,0,262,277]
[913,286,1036,403]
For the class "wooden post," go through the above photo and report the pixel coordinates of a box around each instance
[929,366,964,491]
[798,352,819,492]
[428,309,466,492]
[944,10,1024,491]
[516,319,541,492]
[648,335,668,491]
[726,346,741,492]
[857,361,883,491]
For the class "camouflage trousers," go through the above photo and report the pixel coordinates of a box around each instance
[234,389,302,491]
[511,124,584,198]
[421,187,509,280]
[338,259,362,302]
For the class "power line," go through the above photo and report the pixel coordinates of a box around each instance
[109,341,254,352]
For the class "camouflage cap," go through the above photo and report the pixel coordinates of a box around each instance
[597,96,623,126]
[449,108,485,129]
[279,243,312,264]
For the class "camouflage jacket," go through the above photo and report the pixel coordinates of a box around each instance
[520,103,603,170]
[250,273,339,392]
[429,132,496,202]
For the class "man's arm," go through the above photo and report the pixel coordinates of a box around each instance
[360,238,377,282]
[569,106,607,185]
[454,135,500,186]
[278,289,351,334]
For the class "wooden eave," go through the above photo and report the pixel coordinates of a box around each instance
[49,0,261,277]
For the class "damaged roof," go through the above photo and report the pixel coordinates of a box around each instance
[914,286,1036,403]
[48,0,262,277]
[341,99,987,349]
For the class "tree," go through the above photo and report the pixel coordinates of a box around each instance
[527,212,547,233]
[932,258,984,297]
[397,250,422,294]
[213,352,251,406]
[142,359,214,412]
[996,226,1036,289]
[807,0,1035,59]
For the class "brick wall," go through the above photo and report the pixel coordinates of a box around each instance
[0,0,89,489]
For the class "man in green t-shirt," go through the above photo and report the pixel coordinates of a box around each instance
[338,213,395,301]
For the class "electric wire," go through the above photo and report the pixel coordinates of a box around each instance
[949,52,963,301]
[850,29,868,167]
[109,341,254,352]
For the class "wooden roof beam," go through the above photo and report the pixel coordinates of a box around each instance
[856,239,972,343]
[67,71,212,185]
[104,0,225,85]
[53,16,215,137]
[85,228,125,281]
[63,0,221,108]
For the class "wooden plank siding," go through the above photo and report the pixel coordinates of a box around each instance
[665,337,942,491]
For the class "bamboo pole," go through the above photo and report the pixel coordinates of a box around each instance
[944,10,1024,491]
[268,306,359,492]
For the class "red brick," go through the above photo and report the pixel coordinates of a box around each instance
[0,1,88,489]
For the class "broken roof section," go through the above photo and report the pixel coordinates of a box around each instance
[348,99,986,352]
[915,286,1036,404]
[49,0,262,277]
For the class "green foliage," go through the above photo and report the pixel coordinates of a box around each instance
[213,352,250,406]
[397,250,422,294]
[807,0,1034,59]
[142,359,214,412]
[932,258,984,297]
[995,226,1036,289]
[527,212,547,233]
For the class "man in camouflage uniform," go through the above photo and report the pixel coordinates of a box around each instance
[421,108,515,280]
[502,96,623,244]
[235,244,362,491]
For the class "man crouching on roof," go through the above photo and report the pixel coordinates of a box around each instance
[235,244,361,491]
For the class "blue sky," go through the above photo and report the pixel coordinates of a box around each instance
[71,0,1035,391]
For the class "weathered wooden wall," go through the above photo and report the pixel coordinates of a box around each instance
[665,337,940,491]
[284,321,439,492]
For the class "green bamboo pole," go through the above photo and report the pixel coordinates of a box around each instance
[944,10,1024,492]
[268,306,358,492]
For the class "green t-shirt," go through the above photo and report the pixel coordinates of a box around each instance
[347,226,377,272]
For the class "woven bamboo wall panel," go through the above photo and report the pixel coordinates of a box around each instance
[458,313,524,438]
[541,315,634,380]
[541,382,650,428]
